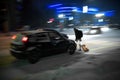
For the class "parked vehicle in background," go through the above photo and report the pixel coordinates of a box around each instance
[79,27,102,35]
[109,24,120,29]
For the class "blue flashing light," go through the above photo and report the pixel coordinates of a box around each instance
[57,7,77,10]
[72,8,78,12]
[85,10,115,16]
[87,12,98,14]
[88,8,99,12]
[49,4,63,8]
[77,10,83,13]
[64,13,72,15]
[105,10,115,17]
[57,10,73,13]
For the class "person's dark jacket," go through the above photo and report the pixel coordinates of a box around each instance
[74,28,83,41]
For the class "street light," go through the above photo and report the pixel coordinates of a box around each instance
[58,14,65,18]
[95,13,104,18]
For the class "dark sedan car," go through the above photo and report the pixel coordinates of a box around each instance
[10,29,76,63]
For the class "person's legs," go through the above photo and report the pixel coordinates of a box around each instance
[76,40,82,51]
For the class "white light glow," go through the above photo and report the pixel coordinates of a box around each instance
[68,16,74,20]
[47,21,52,23]
[72,8,78,12]
[58,14,65,18]
[95,13,104,17]
[98,19,103,22]
[83,6,88,13]
[90,30,97,34]
[101,27,110,32]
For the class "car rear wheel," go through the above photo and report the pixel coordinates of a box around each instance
[28,48,41,64]
[67,45,76,55]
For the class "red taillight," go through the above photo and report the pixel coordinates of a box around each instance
[22,36,28,43]
[12,35,17,39]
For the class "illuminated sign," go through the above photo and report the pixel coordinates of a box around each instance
[83,6,88,13]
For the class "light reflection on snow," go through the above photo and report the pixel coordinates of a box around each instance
[67,35,101,40]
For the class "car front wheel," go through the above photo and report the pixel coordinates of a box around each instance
[67,45,76,55]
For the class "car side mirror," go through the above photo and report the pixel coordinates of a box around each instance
[62,34,68,38]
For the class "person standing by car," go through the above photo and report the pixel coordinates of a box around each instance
[74,28,83,50]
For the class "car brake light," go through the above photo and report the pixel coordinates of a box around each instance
[12,35,17,39]
[22,36,28,43]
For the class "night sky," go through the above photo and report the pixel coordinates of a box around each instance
[32,0,120,11]
[22,0,120,26]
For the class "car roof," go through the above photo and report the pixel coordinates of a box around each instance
[21,29,57,35]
